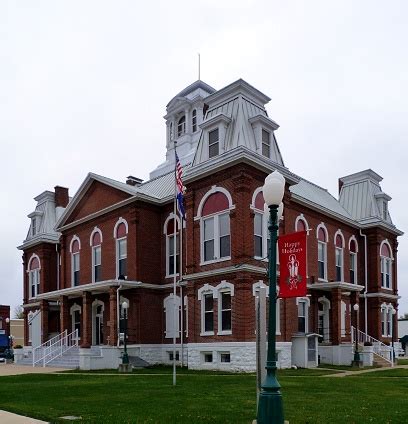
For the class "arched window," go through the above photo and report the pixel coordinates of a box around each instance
[349,237,358,284]
[164,215,180,277]
[90,228,102,283]
[317,224,328,280]
[295,214,309,233]
[177,115,186,137]
[28,255,40,298]
[192,109,197,132]
[198,284,217,335]
[114,218,128,279]
[70,236,81,287]
[380,241,393,289]
[253,190,267,258]
[199,190,231,263]
[334,231,344,281]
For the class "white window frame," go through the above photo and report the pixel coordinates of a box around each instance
[164,214,181,278]
[164,294,181,339]
[261,128,271,158]
[192,109,197,133]
[70,235,81,287]
[114,218,129,279]
[217,281,234,336]
[349,236,358,284]
[198,284,217,336]
[208,127,220,158]
[380,240,393,290]
[341,301,346,338]
[334,230,345,282]
[90,227,103,283]
[296,297,310,333]
[27,254,41,299]
[177,115,186,137]
[381,303,393,337]
[316,223,328,281]
[250,187,270,261]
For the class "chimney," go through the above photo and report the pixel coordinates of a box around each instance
[126,176,143,187]
[54,186,69,208]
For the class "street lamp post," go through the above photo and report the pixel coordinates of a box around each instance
[122,301,129,365]
[391,307,396,364]
[352,304,361,365]
[257,170,285,424]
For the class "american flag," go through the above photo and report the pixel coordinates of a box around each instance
[175,152,186,220]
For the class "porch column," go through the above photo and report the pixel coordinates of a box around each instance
[40,300,49,343]
[60,295,70,334]
[331,288,342,345]
[109,286,118,346]
[81,292,92,348]
[23,310,29,346]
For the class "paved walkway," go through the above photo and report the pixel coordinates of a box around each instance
[0,363,68,376]
[321,364,408,377]
[0,410,47,423]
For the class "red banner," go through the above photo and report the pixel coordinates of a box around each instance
[278,231,307,298]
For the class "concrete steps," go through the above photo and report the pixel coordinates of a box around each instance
[373,354,393,368]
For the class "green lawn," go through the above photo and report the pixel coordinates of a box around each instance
[0,368,407,423]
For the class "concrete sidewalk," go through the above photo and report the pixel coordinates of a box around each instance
[322,364,408,377]
[0,410,47,423]
[0,364,68,376]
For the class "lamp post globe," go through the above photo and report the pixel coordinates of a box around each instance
[257,170,285,424]
[122,301,129,365]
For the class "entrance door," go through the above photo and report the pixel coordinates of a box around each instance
[93,304,104,345]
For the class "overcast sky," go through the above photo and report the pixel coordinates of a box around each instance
[1,0,407,317]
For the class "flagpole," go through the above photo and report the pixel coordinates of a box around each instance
[180,217,184,367]
[173,140,178,387]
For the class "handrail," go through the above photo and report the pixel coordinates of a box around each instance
[351,326,393,366]
[43,329,78,366]
[32,329,79,367]
[33,330,67,367]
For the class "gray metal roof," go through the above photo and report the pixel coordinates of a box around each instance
[290,179,353,220]
[136,171,175,200]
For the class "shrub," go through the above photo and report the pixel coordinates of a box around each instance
[13,344,23,349]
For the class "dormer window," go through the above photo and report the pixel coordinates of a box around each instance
[262,129,270,158]
[177,116,186,137]
[209,128,219,158]
[32,218,37,236]
[192,109,197,132]
[383,202,388,220]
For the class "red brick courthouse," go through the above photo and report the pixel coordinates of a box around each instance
[18,79,402,369]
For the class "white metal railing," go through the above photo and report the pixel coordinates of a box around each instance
[351,326,393,366]
[32,329,78,367]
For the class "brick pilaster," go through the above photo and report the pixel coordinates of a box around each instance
[81,292,92,348]
[109,287,118,346]
[40,300,49,343]
[331,288,342,345]
[60,295,70,334]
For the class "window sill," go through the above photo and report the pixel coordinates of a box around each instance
[381,287,393,291]
[217,331,232,336]
[200,331,215,336]
[317,278,328,283]
[200,257,231,266]
[165,273,180,279]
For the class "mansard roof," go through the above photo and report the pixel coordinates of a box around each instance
[18,191,62,250]
[339,169,402,234]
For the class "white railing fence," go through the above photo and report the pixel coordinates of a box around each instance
[351,326,393,367]
[32,329,78,367]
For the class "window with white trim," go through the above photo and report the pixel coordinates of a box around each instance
[71,238,80,287]
[253,281,280,335]
[200,191,231,263]
[219,291,231,333]
[164,294,180,339]
[91,230,102,283]
[204,293,214,333]
[208,128,219,158]
[335,233,344,282]
[317,226,327,280]
[28,256,40,298]
[31,217,37,236]
[341,301,346,337]
[177,115,186,137]
[115,220,128,278]
[349,238,357,284]
[251,189,271,260]
[297,298,309,333]
[381,304,393,337]
[380,242,392,289]
[165,218,180,277]
[261,129,271,158]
